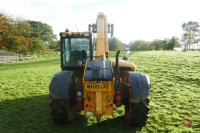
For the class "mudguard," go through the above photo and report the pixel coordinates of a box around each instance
[49,71,74,99]
[128,72,150,103]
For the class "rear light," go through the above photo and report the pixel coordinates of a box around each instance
[77,102,82,107]
[115,90,122,107]
[76,96,82,111]
[76,97,82,102]
[116,101,122,107]
[115,90,121,96]
[85,104,89,108]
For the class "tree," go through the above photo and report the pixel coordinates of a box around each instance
[13,20,33,53]
[108,37,124,51]
[0,18,36,53]
[150,39,164,50]
[0,12,57,54]
[161,39,170,50]
[129,40,150,51]
[181,21,200,51]
[0,13,13,50]
[167,37,180,50]
[27,20,57,48]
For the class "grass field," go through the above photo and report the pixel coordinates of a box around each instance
[0,51,200,133]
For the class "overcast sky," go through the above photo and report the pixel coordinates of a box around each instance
[0,0,200,43]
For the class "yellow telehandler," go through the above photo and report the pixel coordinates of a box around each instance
[49,12,150,125]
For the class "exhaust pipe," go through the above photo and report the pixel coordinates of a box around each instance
[115,50,120,78]
[114,50,122,107]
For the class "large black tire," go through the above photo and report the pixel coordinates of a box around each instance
[50,98,76,123]
[125,98,150,126]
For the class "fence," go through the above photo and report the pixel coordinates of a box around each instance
[0,50,20,63]
[0,56,20,62]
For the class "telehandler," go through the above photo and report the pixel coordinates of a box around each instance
[49,12,150,125]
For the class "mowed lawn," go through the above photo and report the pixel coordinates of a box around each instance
[0,51,200,133]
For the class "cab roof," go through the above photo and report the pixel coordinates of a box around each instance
[60,31,92,37]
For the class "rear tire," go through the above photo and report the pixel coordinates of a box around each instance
[125,98,150,126]
[50,97,76,123]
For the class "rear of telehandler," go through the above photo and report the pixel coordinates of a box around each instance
[49,12,150,125]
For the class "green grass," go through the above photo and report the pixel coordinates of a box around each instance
[0,51,200,133]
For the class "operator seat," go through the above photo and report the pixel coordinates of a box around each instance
[69,50,82,66]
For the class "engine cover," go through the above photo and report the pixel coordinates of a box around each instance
[84,60,112,81]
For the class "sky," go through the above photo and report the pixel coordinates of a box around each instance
[0,0,200,43]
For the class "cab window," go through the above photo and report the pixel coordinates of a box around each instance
[62,38,90,67]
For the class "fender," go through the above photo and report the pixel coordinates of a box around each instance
[49,71,74,99]
[128,72,150,103]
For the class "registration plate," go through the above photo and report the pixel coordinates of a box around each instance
[85,81,112,91]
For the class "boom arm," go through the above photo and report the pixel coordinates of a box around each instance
[89,12,114,59]
[96,13,109,58]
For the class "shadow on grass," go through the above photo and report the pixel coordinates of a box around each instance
[0,95,144,133]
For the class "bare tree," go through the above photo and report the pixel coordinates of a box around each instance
[181,21,200,51]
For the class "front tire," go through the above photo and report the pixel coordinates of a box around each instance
[50,98,76,123]
[125,98,150,126]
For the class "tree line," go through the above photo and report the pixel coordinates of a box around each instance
[1,12,199,53]
[128,37,180,51]
[109,36,181,51]
[110,21,200,51]
[0,13,57,54]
